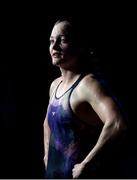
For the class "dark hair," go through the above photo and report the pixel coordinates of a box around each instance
[53,17,101,71]
[54,17,94,51]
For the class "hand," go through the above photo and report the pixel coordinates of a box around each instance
[43,155,48,168]
[72,162,85,179]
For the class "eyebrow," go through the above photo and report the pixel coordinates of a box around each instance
[50,34,68,39]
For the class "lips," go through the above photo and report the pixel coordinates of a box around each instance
[52,52,62,57]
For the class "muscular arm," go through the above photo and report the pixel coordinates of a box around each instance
[72,75,127,178]
[82,96,126,165]
[43,77,61,168]
[43,114,50,169]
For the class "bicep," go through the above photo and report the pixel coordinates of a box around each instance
[82,78,123,125]
[44,113,50,135]
[92,96,123,124]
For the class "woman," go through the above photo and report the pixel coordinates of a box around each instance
[43,17,127,178]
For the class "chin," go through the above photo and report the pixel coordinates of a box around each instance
[52,58,63,65]
[52,60,59,65]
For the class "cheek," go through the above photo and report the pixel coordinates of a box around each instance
[49,46,52,55]
[64,46,78,56]
[62,44,74,53]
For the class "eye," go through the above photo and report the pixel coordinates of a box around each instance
[61,37,67,43]
[61,36,70,44]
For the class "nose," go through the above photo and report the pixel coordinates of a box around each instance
[52,39,61,51]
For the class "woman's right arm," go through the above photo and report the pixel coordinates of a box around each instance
[43,114,50,169]
[43,77,61,168]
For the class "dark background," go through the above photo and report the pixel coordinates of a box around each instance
[1,3,137,178]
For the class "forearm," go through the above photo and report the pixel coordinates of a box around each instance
[44,135,50,168]
[43,119,50,168]
[82,120,125,165]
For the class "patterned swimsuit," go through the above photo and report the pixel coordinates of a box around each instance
[46,74,102,178]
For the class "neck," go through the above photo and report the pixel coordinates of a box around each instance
[60,67,81,84]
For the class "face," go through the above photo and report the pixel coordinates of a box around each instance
[49,21,80,68]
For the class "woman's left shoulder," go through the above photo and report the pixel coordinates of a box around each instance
[81,73,102,88]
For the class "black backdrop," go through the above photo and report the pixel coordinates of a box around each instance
[1,4,137,178]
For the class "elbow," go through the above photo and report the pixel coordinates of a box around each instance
[114,119,127,137]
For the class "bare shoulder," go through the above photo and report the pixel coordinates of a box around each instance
[79,73,106,94]
[49,76,62,97]
[78,73,109,102]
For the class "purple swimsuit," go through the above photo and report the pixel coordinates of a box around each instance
[46,74,102,178]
